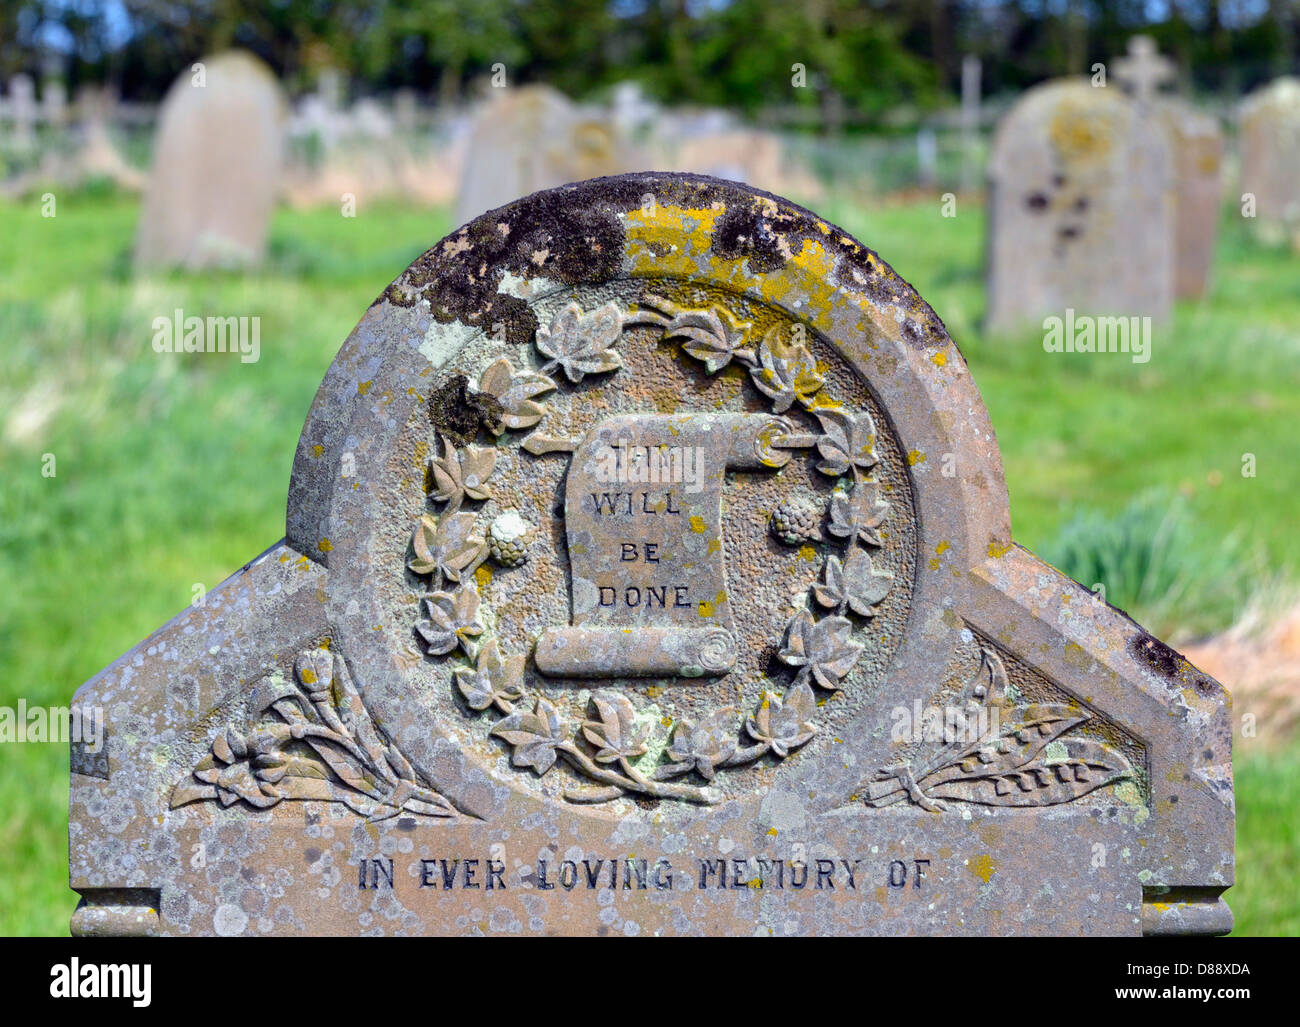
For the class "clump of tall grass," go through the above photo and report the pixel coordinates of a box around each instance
[1040,490,1260,641]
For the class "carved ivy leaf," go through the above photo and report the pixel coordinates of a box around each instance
[535,301,625,383]
[745,682,817,758]
[812,555,847,610]
[749,327,824,413]
[581,691,648,763]
[814,408,878,477]
[416,583,484,657]
[664,307,755,374]
[454,638,525,712]
[409,511,486,581]
[491,696,568,775]
[779,609,862,691]
[827,481,891,547]
[842,547,894,617]
[430,434,497,505]
[477,357,557,433]
[667,708,738,781]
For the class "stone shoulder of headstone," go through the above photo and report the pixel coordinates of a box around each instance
[72,173,1232,937]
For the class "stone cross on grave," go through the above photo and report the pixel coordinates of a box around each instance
[1114,35,1175,107]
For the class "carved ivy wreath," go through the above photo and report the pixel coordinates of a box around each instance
[407,293,897,805]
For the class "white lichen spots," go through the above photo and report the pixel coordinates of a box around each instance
[213,903,249,936]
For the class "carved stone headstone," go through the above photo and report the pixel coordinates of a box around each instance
[986,79,1175,334]
[135,51,286,270]
[72,173,1233,937]
[1239,77,1300,250]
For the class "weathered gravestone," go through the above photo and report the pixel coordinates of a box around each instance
[986,78,1175,334]
[71,173,1233,937]
[1113,36,1223,300]
[455,84,633,229]
[135,51,286,271]
[1239,77,1300,250]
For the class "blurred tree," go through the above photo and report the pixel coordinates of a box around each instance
[2,0,1297,115]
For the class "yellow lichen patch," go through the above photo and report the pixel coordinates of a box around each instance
[357,380,372,395]
[625,203,728,278]
[698,600,715,618]
[474,564,493,590]
[987,540,1012,559]
[318,538,333,553]
[646,685,664,699]
[300,667,318,685]
[798,544,817,562]
[936,540,950,555]
[767,827,778,837]
[311,444,324,458]
[969,854,996,884]
[930,351,947,367]
[907,449,926,466]
[689,515,708,534]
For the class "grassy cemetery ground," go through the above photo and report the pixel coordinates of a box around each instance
[2,188,1297,935]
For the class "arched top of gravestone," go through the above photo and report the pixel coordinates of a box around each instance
[988,77,1135,180]
[280,172,1043,817]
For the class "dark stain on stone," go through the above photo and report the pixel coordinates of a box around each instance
[304,847,320,864]
[1025,191,1050,211]
[1131,633,1181,678]
[429,373,504,444]
[1073,196,1090,213]
[397,817,417,831]
[1129,633,1216,696]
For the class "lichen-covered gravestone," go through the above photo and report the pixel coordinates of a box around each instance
[71,173,1233,937]
[986,79,1174,334]
[135,51,286,271]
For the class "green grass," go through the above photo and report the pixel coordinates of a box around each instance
[1,188,1297,935]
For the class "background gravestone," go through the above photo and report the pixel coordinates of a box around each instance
[135,51,286,270]
[985,78,1175,334]
[1113,36,1222,300]
[454,84,636,227]
[1239,77,1300,250]
[1162,103,1223,298]
[71,173,1233,937]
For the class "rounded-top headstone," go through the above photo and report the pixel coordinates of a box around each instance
[72,173,1232,937]
[135,50,286,271]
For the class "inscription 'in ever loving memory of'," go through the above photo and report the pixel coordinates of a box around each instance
[355,855,936,892]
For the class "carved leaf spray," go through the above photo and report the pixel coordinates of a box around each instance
[171,649,463,821]
[867,646,1138,811]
